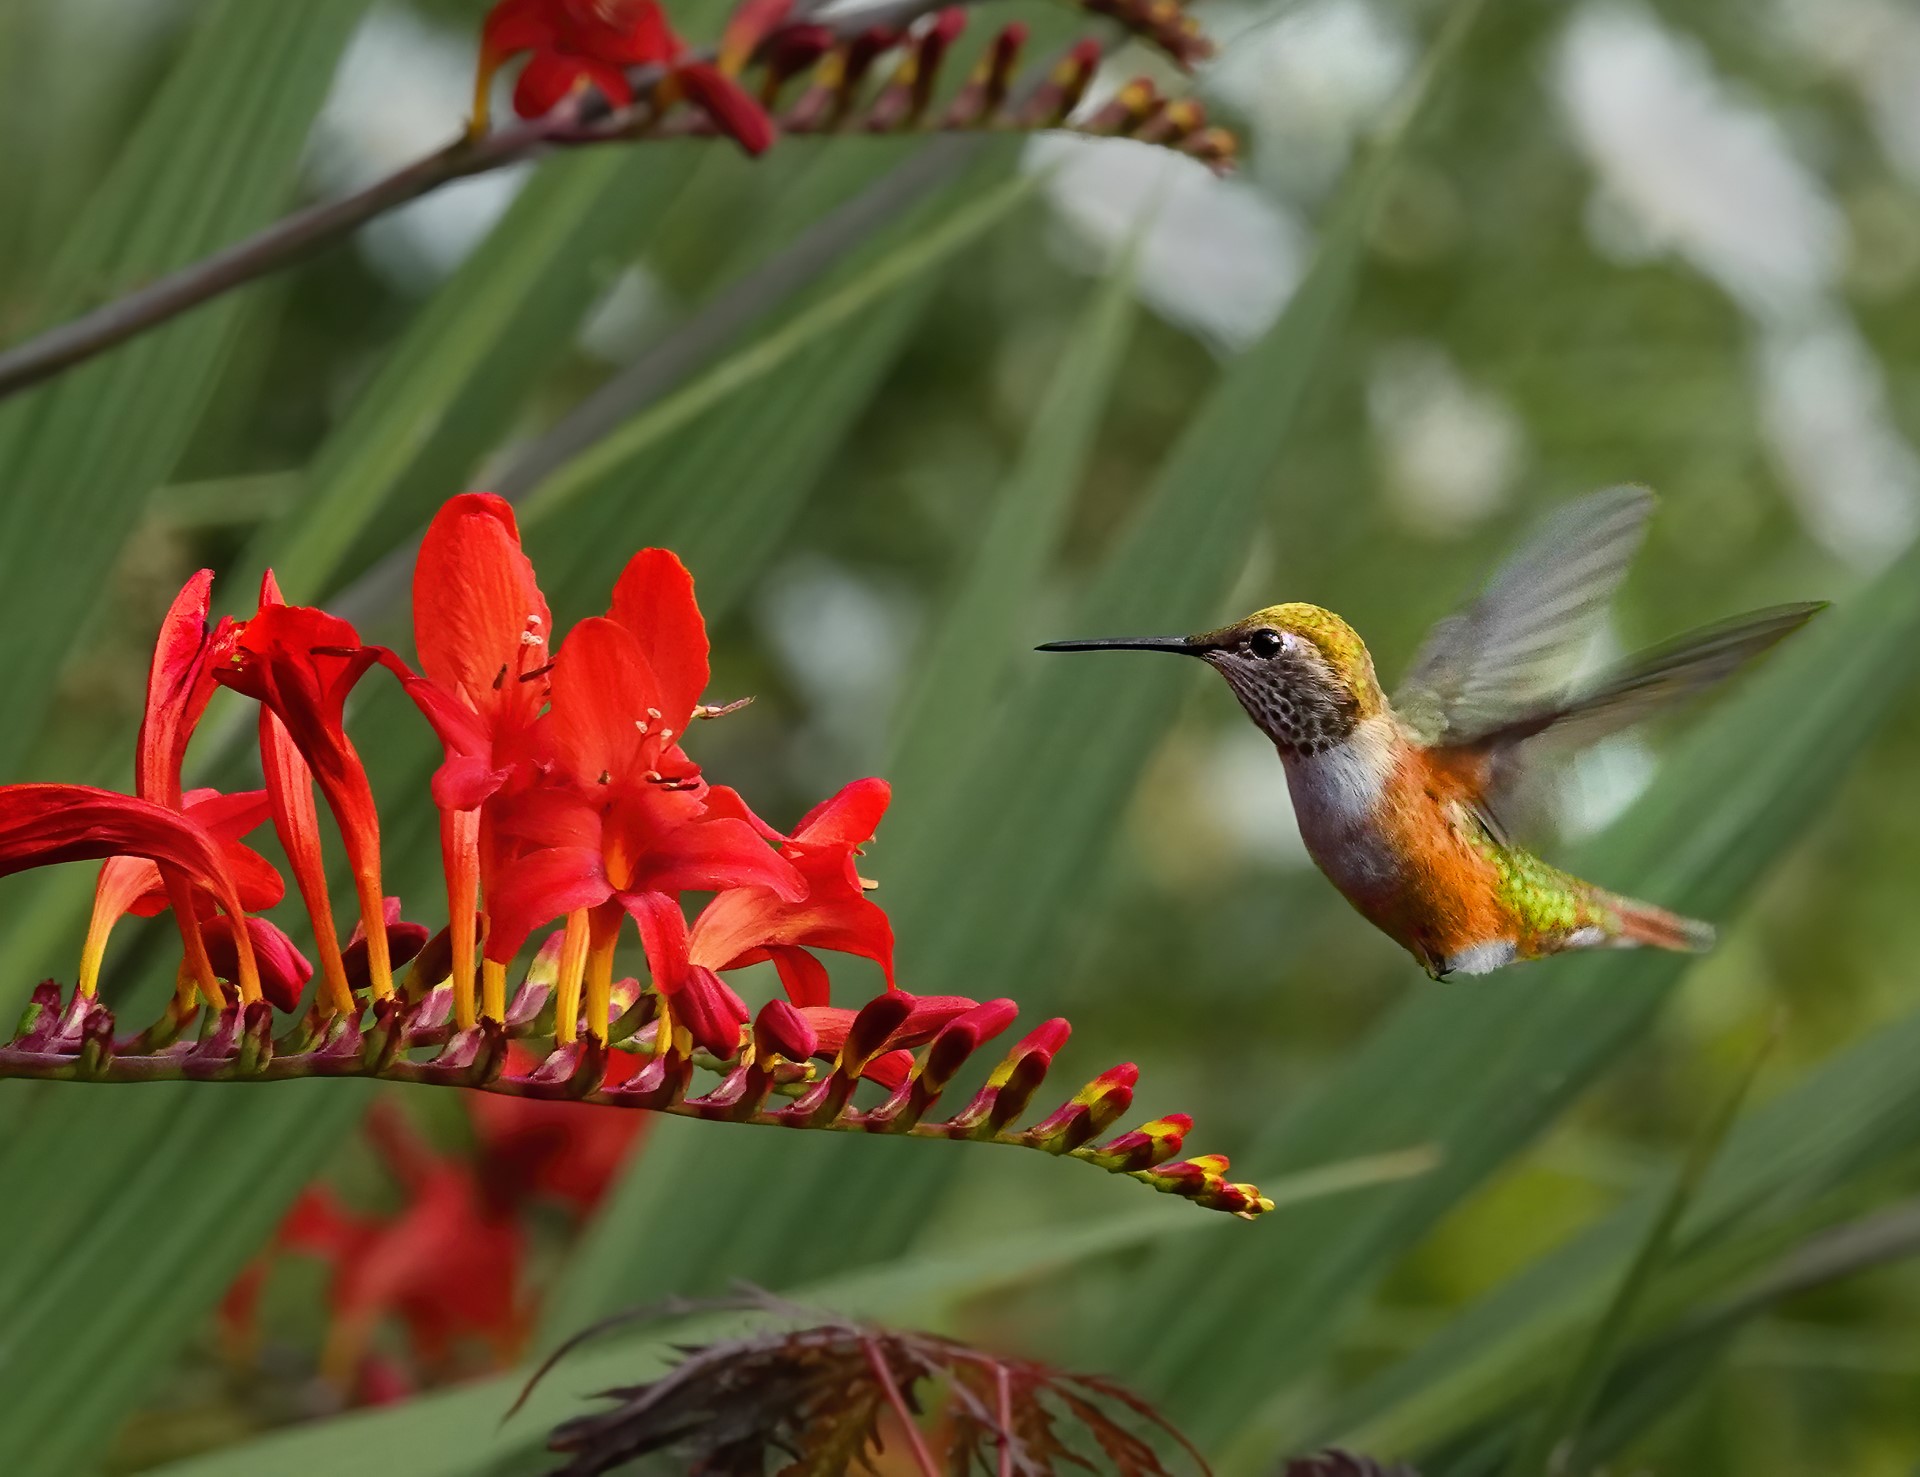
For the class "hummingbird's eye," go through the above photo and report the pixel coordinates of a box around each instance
[1248,628,1285,660]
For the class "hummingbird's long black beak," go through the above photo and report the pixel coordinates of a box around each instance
[1035,636,1199,654]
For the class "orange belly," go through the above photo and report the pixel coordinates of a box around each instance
[1293,741,1514,975]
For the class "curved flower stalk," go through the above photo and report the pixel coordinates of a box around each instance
[0,494,1272,1220]
[477,0,1237,169]
[0,0,1243,402]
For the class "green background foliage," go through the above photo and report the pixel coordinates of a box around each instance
[1,0,1917,1472]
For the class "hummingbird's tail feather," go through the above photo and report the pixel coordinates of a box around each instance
[1602,894,1716,955]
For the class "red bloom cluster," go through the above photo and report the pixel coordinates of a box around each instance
[473,0,779,154]
[0,493,897,1061]
[0,493,1272,1222]
[399,493,894,1056]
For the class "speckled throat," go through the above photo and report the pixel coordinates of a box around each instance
[1211,660,1362,755]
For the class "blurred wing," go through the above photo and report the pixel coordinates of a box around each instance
[1394,485,1654,744]
[1436,602,1824,845]
[1471,603,1824,752]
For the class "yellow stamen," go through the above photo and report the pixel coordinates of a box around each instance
[77,903,115,998]
[351,875,393,1002]
[584,929,617,1046]
[442,809,480,1031]
[652,992,676,1060]
[481,957,508,1024]
[172,898,229,1012]
[552,910,591,1046]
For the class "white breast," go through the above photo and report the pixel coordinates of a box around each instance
[1281,717,1398,892]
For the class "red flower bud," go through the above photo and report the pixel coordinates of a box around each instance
[754,998,818,1062]
[344,898,431,996]
[205,916,314,1014]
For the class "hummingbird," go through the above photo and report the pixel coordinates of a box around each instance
[1039,487,1822,979]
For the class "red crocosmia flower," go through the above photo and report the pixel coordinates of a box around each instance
[489,615,801,1052]
[399,493,553,1029]
[253,570,357,1017]
[467,1045,647,1216]
[215,592,400,1000]
[205,915,313,1013]
[135,570,228,809]
[690,778,895,1007]
[73,570,283,1004]
[0,784,261,1007]
[473,0,777,156]
[404,494,551,813]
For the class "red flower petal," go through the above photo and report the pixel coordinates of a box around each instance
[619,886,688,993]
[609,793,802,901]
[255,616,353,1015]
[575,0,683,63]
[607,548,709,742]
[862,1048,915,1091]
[137,569,222,808]
[483,0,562,56]
[219,593,392,988]
[791,776,889,849]
[765,943,831,1007]
[484,846,613,964]
[542,617,666,789]
[412,493,550,747]
[0,784,238,899]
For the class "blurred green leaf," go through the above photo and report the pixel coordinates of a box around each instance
[0,0,374,780]
[244,146,704,604]
[514,167,1038,533]
[886,241,1140,807]
[1503,1024,1770,1477]
[1327,977,1920,1459]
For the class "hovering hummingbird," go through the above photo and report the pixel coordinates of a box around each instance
[1039,487,1821,979]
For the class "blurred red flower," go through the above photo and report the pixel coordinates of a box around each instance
[475,0,777,154]
[224,1102,529,1396]
[467,1046,648,1217]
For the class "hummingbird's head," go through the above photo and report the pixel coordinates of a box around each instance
[1038,602,1385,755]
